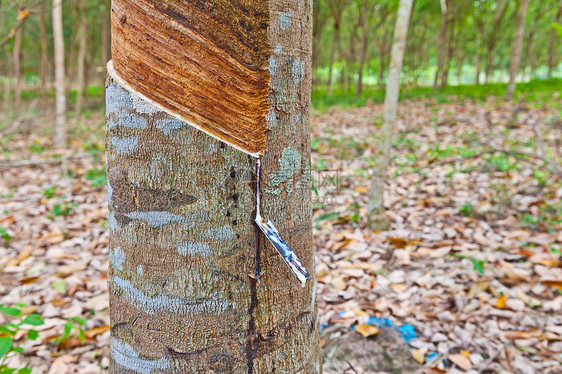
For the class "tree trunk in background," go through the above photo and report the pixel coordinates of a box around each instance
[548,2,562,79]
[378,27,388,86]
[356,0,369,98]
[441,14,456,88]
[485,0,508,84]
[506,0,529,100]
[312,0,326,88]
[39,11,49,96]
[523,2,546,79]
[433,0,447,90]
[101,0,111,67]
[1,0,10,112]
[327,20,340,96]
[106,0,321,372]
[74,0,87,125]
[53,0,66,147]
[12,25,23,110]
[66,10,79,92]
[368,0,413,230]
[327,0,346,96]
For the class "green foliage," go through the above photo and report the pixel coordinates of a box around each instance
[482,152,520,172]
[84,168,107,188]
[459,203,474,217]
[27,143,43,155]
[41,187,57,199]
[470,258,488,274]
[0,227,10,244]
[49,201,77,217]
[53,316,90,346]
[311,79,562,112]
[0,305,44,373]
[315,212,340,222]
[51,279,67,294]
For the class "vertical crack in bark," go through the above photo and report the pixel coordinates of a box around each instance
[246,156,261,374]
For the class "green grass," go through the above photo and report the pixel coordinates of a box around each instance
[311,78,562,111]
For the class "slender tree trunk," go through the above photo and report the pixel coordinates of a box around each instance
[356,0,369,98]
[101,0,111,67]
[548,2,562,79]
[53,0,66,147]
[106,0,321,372]
[367,0,413,230]
[39,11,49,96]
[1,1,10,112]
[378,27,387,86]
[434,0,447,90]
[506,0,529,100]
[66,11,79,93]
[12,25,23,111]
[327,21,340,96]
[485,0,508,84]
[74,0,87,125]
[441,15,456,88]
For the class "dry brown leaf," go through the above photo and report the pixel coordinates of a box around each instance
[50,298,70,307]
[497,294,507,309]
[7,246,32,267]
[503,329,541,339]
[501,261,531,281]
[540,280,562,290]
[56,264,86,277]
[387,237,422,249]
[468,279,490,297]
[448,353,473,370]
[355,324,379,338]
[411,349,425,364]
[45,231,65,245]
[21,305,39,314]
[84,325,110,339]
[19,276,40,285]
[332,237,358,252]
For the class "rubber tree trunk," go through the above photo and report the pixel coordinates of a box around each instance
[39,12,49,96]
[74,0,87,125]
[485,0,508,84]
[506,0,529,100]
[101,0,111,67]
[106,0,321,372]
[356,0,369,98]
[12,25,22,111]
[367,0,413,231]
[548,2,562,79]
[433,0,447,90]
[327,20,340,97]
[52,0,65,147]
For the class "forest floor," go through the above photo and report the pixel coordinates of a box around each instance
[0,89,561,373]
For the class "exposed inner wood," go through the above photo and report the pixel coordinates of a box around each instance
[111,0,270,155]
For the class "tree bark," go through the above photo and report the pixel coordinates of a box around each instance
[485,0,508,84]
[106,0,321,372]
[356,0,369,98]
[52,0,66,147]
[101,0,111,66]
[433,0,447,90]
[367,0,413,230]
[548,1,562,79]
[441,12,456,88]
[327,0,346,97]
[12,23,23,110]
[74,0,87,125]
[506,0,529,100]
[39,10,49,96]
[327,20,340,96]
